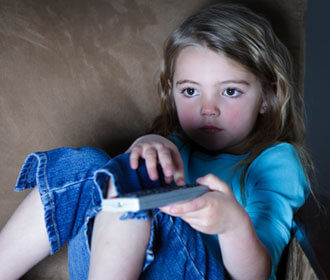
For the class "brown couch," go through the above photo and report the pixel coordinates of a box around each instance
[0,0,319,279]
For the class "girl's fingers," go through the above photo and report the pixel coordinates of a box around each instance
[161,194,207,215]
[143,147,159,181]
[157,145,186,186]
[196,174,231,194]
[129,146,143,169]
[154,145,185,186]
[161,204,211,233]
[164,175,173,184]
[157,146,175,179]
[129,140,186,185]
[172,153,186,186]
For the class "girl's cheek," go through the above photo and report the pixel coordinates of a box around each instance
[177,103,194,121]
[178,109,198,130]
[226,105,246,120]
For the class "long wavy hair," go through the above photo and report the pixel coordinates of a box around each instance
[150,3,314,200]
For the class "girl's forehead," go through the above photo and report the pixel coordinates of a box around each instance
[173,46,257,82]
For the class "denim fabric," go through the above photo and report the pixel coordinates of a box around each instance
[141,209,228,280]
[15,147,110,255]
[15,147,227,280]
[94,156,168,221]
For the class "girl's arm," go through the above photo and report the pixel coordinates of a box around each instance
[127,135,271,279]
[126,134,186,186]
[161,174,271,280]
[218,215,271,280]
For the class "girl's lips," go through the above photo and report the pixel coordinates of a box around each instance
[200,125,222,134]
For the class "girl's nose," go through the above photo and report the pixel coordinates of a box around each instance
[200,99,220,117]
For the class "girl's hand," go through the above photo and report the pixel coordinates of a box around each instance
[160,174,248,235]
[126,134,186,186]
[163,174,271,280]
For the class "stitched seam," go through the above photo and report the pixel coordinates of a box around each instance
[42,155,61,250]
[85,186,95,255]
[49,177,94,192]
[171,216,206,279]
[21,156,36,185]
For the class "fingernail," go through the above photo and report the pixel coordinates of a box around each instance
[177,178,185,186]
[165,177,172,184]
[196,177,203,184]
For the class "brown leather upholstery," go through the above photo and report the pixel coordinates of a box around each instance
[0,0,309,278]
[284,238,318,280]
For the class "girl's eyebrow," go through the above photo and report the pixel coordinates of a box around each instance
[176,79,199,86]
[175,79,250,86]
[221,80,250,86]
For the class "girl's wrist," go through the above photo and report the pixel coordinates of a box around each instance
[218,204,252,240]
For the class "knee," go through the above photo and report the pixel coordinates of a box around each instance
[46,147,111,178]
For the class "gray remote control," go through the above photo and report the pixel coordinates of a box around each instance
[102,184,209,212]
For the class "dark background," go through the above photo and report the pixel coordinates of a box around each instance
[304,0,330,278]
[305,0,330,198]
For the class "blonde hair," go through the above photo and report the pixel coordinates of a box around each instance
[151,3,314,199]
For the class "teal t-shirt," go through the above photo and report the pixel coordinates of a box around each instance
[168,136,309,279]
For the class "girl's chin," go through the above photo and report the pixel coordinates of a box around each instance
[190,139,225,154]
[184,132,238,154]
[190,137,244,155]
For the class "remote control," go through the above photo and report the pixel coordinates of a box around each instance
[102,184,209,212]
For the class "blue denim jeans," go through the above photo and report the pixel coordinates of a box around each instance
[15,147,227,279]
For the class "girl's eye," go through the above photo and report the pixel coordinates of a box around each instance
[223,88,241,97]
[181,87,199,97]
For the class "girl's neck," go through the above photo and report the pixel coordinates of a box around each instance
[189,140,249,157]
[175,131,250,156]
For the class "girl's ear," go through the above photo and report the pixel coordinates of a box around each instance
[259,91,270,114]
[259,82,275,114]
[259,98,268,114]
[168,79,172,89]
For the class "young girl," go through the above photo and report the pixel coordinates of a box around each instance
[0,3,312,280]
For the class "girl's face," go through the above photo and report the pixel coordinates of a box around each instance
[172,46,267,154]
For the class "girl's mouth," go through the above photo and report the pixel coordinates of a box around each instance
[200,125,222,134]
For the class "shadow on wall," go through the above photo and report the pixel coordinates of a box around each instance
[302,1,330,279]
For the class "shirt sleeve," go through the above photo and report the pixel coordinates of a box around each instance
[244,143,310,274]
